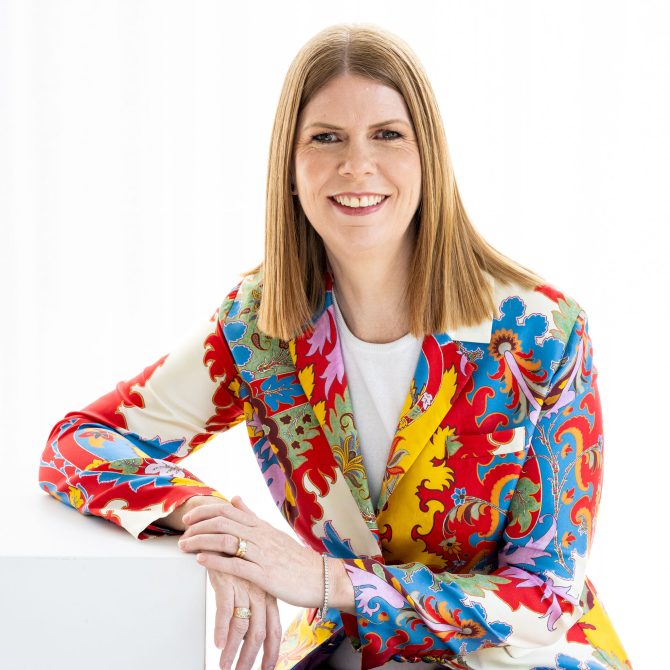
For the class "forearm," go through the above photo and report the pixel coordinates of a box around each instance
[155,495,226,532]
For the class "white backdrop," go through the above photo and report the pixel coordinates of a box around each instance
[1,1,668,668]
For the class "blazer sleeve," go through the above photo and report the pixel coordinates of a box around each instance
[37,286,246,540]
[339,309,602,665]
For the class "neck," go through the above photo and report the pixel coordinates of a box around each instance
[326,240,414,344]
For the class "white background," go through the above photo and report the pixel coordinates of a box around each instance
[1,1,668,668]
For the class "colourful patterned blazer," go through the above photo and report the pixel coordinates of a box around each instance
[38,268,631,669]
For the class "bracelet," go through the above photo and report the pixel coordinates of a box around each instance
[316,552,329,621]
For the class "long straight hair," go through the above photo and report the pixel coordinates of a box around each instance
[244,23,545,342]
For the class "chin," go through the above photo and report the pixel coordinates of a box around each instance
[331,234,397,256]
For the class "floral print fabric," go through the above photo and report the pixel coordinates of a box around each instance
[38,268,631,669]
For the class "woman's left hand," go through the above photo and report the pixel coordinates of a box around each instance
[178,495,324,609]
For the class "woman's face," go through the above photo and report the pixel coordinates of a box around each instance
[293,73,422,261]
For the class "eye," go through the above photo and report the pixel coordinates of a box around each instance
[311,132,338,143]
[378,129,402,140]
[310,129,403,144]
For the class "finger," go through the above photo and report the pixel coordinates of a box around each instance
[180,533,259,562]
[183,514,258,545]
[181,516,228,539]
[197,553,265,589]
[261,595,282,670]
[219,581,251,669]
[181,511,256,540]
[230,495,255,517]
[234,588,267,670]
[210,572,234,650]
[218,496,259,527]
[182,502,231,526]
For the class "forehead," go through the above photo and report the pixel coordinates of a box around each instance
[297,74,412,127]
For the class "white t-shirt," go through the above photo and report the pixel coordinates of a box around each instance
[331,287,423,510]
[327,288,442,669]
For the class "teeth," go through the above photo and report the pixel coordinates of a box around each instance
[333,194,386,208]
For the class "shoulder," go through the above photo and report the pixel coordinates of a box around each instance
[217,269,264,325]
[488,272,588,347]
[216,268,296,378]
[483,274,596,389]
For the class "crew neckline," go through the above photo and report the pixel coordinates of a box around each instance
[331,286,422,352]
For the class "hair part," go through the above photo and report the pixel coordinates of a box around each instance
[242,22,545,342]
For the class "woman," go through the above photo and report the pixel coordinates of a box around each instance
[38,23,631,670]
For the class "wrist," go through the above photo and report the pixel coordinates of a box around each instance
[326,557,356,615]
[158,494,227,532]
[316,552,330,619]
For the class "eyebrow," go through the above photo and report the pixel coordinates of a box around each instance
[302,118,410,131]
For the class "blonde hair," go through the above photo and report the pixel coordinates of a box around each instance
[244,22,545,341]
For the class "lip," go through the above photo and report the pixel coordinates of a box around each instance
[330,191,390,198]
[329,194,389,217]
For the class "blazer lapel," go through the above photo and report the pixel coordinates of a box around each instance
[289,270,495,549]
[377,273,495,513]
[288,272,380,556]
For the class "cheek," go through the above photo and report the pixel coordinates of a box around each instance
[402,154,422,181]
[387,151,421,189]
[406,163,423,203]
[295,154,331,189]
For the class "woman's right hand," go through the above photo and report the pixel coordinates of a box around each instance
[206,565,282,670]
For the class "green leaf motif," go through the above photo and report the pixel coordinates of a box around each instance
[509,476,541,533]
[371,562,388,581]
[474,502,484,521]
[322,392,356,450]
[401,562,425,583]
[445,434,464,457]
[593,649,630,670]
[435,571,511,597]
[108,458,142,475]
[272,406,321,471]
[550,297,582,344]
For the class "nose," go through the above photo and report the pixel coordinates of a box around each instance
[337,137,376,180]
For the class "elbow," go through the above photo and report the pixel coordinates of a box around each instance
[37,413,86,504]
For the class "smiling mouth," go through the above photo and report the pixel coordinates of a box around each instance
[328,195,389,208]
[328,195,390,217]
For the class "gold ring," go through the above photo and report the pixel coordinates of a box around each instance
[233,606,251,619]
[235,537,248,558]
